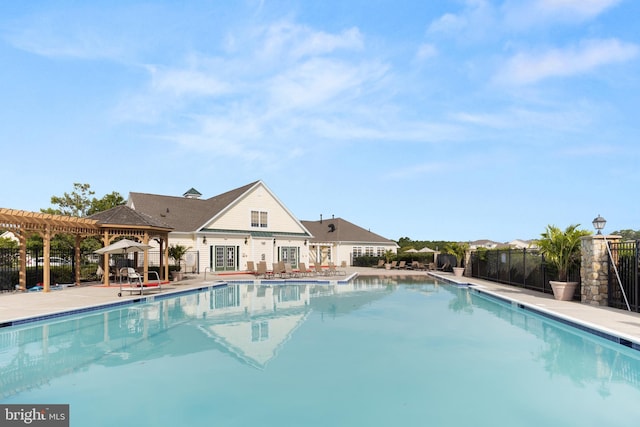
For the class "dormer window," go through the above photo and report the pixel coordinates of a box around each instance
[251,210,268,228]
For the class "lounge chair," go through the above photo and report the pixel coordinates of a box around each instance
[375,259,385,268]
[314,264,328,276]
[328,262,346,276]
[395,260,406,269]
[247,261,258,276]
[437,262,451,272]
[284,262,298,278]
[389,260,398,269]
[298,262,312,277]
[257,261,271,279]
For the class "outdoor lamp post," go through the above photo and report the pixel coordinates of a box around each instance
[591,214,630,310]
[592,214,606,235]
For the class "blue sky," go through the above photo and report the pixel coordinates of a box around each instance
[1,0,638,242]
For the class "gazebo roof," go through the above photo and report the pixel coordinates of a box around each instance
[88,205,172,231]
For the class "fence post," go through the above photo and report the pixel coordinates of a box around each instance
[580,234,621,306]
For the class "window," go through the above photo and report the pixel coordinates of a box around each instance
[377,247,385,257]
[353,247,362,258]
[365,246,374,256]
[251,210,268,228]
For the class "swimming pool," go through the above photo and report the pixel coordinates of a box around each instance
[1,277,639,426]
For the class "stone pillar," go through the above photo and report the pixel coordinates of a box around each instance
[580,234,621,306]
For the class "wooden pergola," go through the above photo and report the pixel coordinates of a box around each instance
[0,207,172,292]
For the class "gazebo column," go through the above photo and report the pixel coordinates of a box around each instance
[18,231,27,291]
[74,234,82,286]
[43,226,51,292]
[142,232,150,283]
[102,230,111,287]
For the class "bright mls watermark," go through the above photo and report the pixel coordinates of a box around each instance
[1,405,69,426]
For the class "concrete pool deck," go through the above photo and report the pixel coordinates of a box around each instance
[1,267,639,349]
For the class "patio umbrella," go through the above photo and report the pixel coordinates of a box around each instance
[94,239,152,254]
[404,248,418,253]
[418,247,436,253]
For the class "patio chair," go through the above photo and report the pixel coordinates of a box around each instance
[284,262,298,278]
[328,262,346,276]
[314,264,328,276]
[247,261,258,276]
[375,259,385,268]
[395,260,406,269]
[298,262,312,277]
[256,261,270,279]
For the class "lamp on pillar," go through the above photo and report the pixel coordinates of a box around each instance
[592,214,606,235]
[592,214,631,311]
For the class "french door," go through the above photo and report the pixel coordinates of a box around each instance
[212,245,239,271]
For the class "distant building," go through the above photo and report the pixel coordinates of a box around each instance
[301,217,398,267]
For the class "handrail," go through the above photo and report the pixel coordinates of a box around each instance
[204,267,211,281]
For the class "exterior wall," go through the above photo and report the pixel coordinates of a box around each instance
[580,234,621,306]
[180,184,311,272]
[208,184,304,233]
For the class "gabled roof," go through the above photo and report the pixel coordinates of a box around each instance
[88,205,172,230]
[301,218,395,245]
[127,181,260,232]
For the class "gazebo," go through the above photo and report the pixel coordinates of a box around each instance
[0,206,173,292]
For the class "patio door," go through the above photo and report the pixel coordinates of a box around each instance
[212,245,239,271]
[280,247,299,268]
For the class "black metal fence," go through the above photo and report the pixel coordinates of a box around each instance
[0,248,78,292]
[470,248,581,300]
[607,241,640,312]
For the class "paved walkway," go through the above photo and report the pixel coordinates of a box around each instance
[1,267,639,347]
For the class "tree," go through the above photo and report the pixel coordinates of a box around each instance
[442,242,469,267]
[612,229,640,241]
[40,183,126,253]
[88,191,126,216]
[43,183,95,217]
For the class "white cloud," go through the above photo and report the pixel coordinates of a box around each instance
[536,0,621,19]
[149,67,231,98]
[415,43,438,61]
[496,38,638,85]
[502,0,622,28]
[258,21,363,62]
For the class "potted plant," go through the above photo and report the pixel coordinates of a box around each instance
[383,250,394,270]
[536,224,591,301]
[168,244,190,281]
[443,242,469,277]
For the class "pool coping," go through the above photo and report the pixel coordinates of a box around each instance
[431,272,640,352]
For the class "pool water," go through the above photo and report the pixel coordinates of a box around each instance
[1,277,640,426]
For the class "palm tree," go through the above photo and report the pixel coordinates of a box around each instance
[168,244,190,272]
[537,224,590,281]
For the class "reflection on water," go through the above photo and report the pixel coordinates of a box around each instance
[442,286,640,397]
[0,281,390,397]
[1,279,640,404]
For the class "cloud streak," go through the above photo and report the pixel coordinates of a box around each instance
[496,38,638,85]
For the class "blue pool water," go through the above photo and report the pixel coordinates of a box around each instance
[1,277,640,426]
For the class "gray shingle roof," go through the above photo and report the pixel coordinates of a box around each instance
[88,205,172,229]
[128,181,259,232]
[301,218,395,244]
